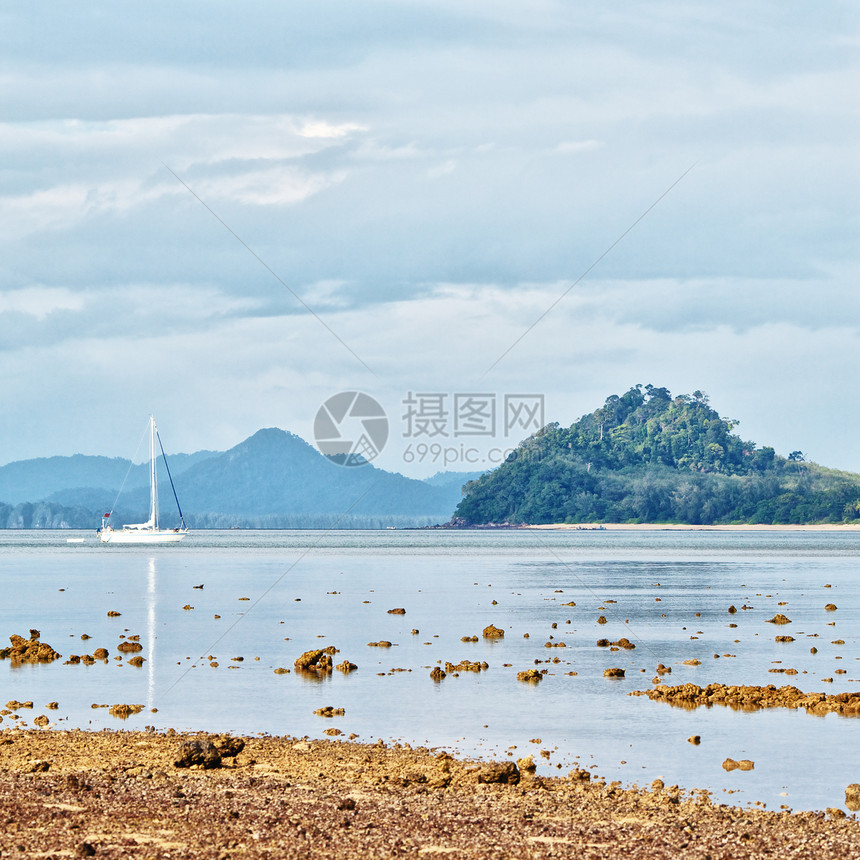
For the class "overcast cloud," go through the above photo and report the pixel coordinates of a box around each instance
[0,1,857,477]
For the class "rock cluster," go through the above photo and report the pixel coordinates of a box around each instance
[314,706,345,717]
[0,632,61,663]
[632,683,860,716]
[173,734,245,770]
[109,704,144,719]
[295,646,339,673]
[444,660,488,674]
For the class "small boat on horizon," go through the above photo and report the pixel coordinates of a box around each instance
[97,416,189,544]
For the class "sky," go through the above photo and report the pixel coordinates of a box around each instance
[1,1,858,478]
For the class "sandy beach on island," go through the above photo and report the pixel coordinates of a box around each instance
[526,523,860,531]
[1,729,859,859]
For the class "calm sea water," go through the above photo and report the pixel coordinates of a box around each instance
[1,528,858,812]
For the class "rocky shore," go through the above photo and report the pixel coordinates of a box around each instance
[1,729,859,858]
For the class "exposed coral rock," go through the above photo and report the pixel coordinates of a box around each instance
[517,755,536,773]
[722,759,754,772]
[174,739,221,769]
[336,660,358,673]
[387,608,406,615]
[482,625,504,639]
[604,668,625,678]
[295,646,338,673]
[212,736,245,758]
[117,641,143,653]
[314,706,346,717]
[109,704,144,719]
[0,632,62,663]
[93,648,109,659]
[475,761,519,785]
[430,667,446,682]
[846,783,860,812]
[825,604,838,611]
[444,660,488,674]
[516,669,543,683]
[127,656,145,668]
[631,682,860,716]
[367,641,392,648]
[765,614,791,625]
[597,616,607,625]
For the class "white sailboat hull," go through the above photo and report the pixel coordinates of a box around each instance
[99,528,188,544]
[98,416,189,545]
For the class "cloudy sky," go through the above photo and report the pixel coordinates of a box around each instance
[1,1,858,478]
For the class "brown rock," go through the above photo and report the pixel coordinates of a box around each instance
[109,704,144,719]
[314,706,346,717]
[597,616,607,624]
[516,755,536,773]
[212,736,245,758]
[0,633,62,664]
[295,646,338,672]
[387,608,406,615]
[430,667,446,682]
[825,603,838,611]
[476,761,519,785]
[516,669,543,683]
[482,625,504,639]
[603,667,625,678]
[174,739,222,769]
[127,656,145,667]
[117,641,143,653]
[845,783,860,812]
[765,614,791,625]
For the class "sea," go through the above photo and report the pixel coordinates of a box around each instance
[1,528,858,813]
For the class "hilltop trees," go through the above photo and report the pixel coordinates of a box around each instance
[455,385,860,525]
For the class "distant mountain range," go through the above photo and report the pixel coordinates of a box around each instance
[0,429,483,529]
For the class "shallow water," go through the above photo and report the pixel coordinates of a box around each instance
[1,528,858,812]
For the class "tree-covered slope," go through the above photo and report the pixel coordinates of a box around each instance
[454,385,860,525]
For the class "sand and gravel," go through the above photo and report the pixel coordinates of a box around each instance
[1,728,858,858]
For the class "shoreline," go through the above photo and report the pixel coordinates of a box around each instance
[1,728,858,858]
[525,522,860,531]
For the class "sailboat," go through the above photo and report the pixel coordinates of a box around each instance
[98,416,189,544]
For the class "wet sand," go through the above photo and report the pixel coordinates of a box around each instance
[1,729,858,858]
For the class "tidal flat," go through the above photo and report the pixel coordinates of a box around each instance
[1,728,859,859]
[1,528,859,817]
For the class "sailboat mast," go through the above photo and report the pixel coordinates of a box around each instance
[150,416,159,529]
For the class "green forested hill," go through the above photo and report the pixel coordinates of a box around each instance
[454,385,860,525]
